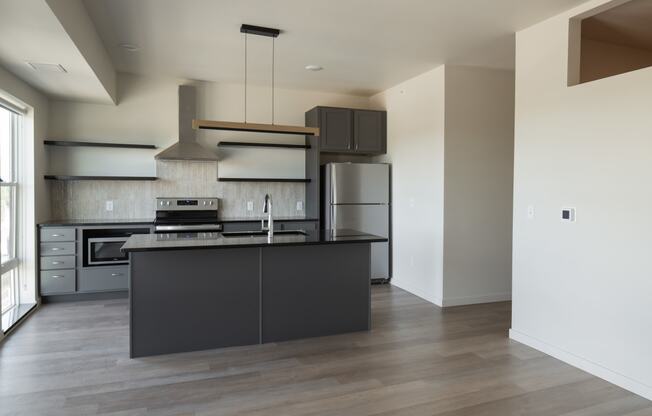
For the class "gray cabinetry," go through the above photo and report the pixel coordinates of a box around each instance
[319,107,353,152]
[40,255,76,270]
[353,110,386,154]
[79,266,129,292]
[305,107,387,155]
[41,270,76,294]
[39,223,151,299]
[40,227,76,242]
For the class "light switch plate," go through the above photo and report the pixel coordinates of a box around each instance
[561,207,576,222]
[105,200,113,212]
[296,201,303,211]
[246,201,254,212]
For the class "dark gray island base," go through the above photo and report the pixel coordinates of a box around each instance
[122,229,387,358]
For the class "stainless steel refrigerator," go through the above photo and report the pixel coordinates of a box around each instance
[323,163,391,282]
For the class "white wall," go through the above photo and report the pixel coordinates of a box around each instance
[371,67,446,305]
[442,66,514,306]
[511,0,652,400]
[371,65,514,307]
[47,72,370,218]
[0,64,49,307]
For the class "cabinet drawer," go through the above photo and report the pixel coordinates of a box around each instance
[39,227,75,242]
[40,242,76,256]
[79,266,129,292]
[41,269,75,294]
[40,255,76,270]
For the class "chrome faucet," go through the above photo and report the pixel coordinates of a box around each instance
[262,194,273,239]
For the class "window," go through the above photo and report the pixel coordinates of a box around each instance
[1,105,20,316]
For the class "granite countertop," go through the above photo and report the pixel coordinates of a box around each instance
[39,217,318,227]
[122,229,387,252]
[39,218,155,227]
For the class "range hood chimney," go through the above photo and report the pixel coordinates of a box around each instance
[155,85,218,161]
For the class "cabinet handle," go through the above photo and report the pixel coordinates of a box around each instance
[51,247,62,251]
[51,234,63,237]
[111,273,124,277]
[51,261,63,265]
[51,275,65,279]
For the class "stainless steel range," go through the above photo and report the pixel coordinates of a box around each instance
[154,198,222,233]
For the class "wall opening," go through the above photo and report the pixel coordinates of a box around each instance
[568,0,652,86]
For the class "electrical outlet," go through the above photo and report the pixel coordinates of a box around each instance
[296,201,303,211]
[246,201,254,212]
[105,200,114,212]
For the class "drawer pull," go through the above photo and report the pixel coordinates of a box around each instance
[51,275,65,279]
[51,247,62,251]
[51,234,63,237]
[111,273,124,277]
[51,261,63,265]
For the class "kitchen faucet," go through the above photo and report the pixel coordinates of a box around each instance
[262,194,274,239]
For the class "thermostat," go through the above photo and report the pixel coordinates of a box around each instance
[561,207,576,222]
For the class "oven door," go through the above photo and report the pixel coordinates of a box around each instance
[87,237,130,266]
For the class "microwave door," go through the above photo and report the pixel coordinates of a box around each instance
[88,237,129,265]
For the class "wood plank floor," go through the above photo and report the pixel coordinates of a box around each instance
[0,285,649,416]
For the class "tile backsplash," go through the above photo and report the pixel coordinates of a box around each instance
[49,161,306,220]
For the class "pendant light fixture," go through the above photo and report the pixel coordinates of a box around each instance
[193,24,319,136]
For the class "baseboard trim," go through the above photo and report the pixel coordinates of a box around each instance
[442,292,511,307]
[509,329,652,401]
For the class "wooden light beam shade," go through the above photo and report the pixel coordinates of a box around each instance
[192,120,319,136]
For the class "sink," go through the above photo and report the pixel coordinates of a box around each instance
[221,230,308,237]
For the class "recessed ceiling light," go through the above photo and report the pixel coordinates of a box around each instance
[305,65,323,71]
[119,43,140,52]
[26,62,67,73]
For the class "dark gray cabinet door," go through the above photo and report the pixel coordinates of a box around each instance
[319,108,353,152]
[353,110,386,154]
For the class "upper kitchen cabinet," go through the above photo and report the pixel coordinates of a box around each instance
[306,107,386,155]
[353,110,386,154]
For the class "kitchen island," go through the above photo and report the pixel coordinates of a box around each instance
[121,229,387,358]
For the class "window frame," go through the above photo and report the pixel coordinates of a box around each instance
[1,106,21,315]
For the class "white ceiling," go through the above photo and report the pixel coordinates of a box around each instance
[0,0,115,103]
[582,0,652,52]
[0,0,591,101]
[83,0,590,96]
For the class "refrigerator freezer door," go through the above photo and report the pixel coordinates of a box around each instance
[330,163,389,204]
[331,204,389,279]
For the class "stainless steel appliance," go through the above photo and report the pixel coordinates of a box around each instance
[322,163,391,282]
[154,197,222,233]
[83,228,151,267]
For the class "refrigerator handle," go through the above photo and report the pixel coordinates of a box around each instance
[331,204,336,232]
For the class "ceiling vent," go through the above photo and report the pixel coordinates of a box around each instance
[26,62,67,73]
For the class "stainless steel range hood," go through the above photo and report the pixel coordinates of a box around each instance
[156,85,218,161]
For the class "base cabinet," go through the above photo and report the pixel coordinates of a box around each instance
[79,266,129,292]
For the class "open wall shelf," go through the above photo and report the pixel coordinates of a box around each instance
[45,140,157,149]
[218,178,311,183]
[45,175,158,181]
[218,141,310,149]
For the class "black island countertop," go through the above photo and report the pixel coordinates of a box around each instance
[122,229,386,252]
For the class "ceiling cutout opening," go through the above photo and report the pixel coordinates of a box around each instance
[568,0,652,86]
